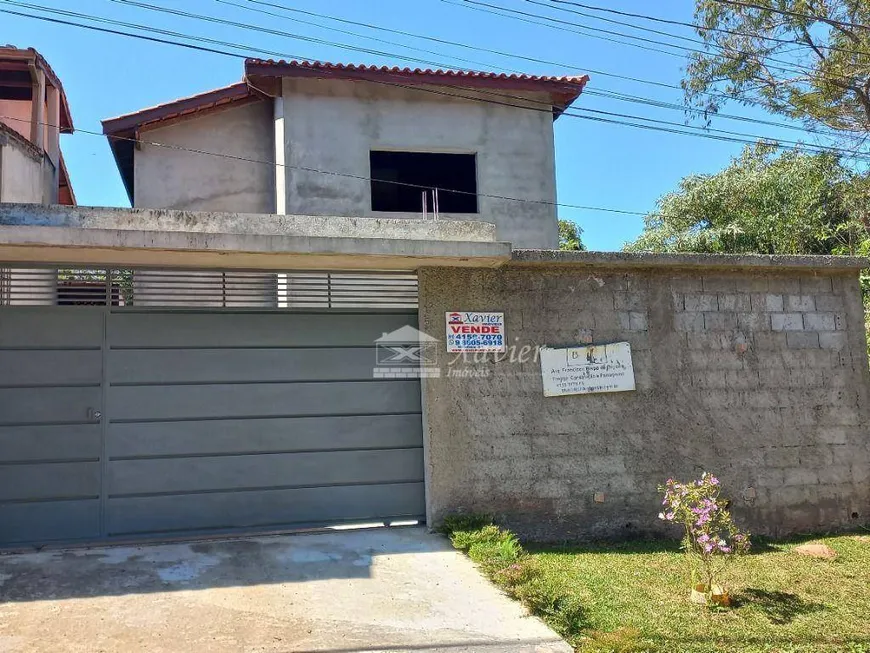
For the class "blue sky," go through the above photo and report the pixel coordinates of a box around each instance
[4,0,818,250]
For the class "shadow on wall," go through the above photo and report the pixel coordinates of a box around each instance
[0,526,448,602]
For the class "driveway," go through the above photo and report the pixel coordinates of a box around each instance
[0,527,570,653]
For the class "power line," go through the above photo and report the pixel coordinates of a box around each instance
[458,0,851,84]
[546,0,870,57]
[100,0,859,154]
[712,0,870,31]
[2,1,865,160]
[224,0,839,139]
[0,113,650,217]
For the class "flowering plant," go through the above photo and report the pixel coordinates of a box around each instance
[658,473,750,602]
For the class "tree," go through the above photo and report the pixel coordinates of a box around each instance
[558,219,587,251]
[625,143,866,255]
[685,1,870,146]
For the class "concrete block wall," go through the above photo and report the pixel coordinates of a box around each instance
[418,265,870,541]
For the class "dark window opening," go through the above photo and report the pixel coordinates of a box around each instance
[370,151,477,213]
[57,280,123,306]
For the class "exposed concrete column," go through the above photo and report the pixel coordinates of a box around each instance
[29,66,46,151]
[45,84,60,166]
[273,95,285,215]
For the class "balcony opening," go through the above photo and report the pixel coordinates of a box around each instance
[370,151,477,213]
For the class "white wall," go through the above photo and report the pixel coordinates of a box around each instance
[0,140,44,203]
[134,100,275,213]
[280,79,558,249]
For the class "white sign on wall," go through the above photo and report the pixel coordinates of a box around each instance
[445,311,505,353]
[540,342,635,397]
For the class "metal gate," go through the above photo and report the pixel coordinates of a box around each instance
[0,267,425,548]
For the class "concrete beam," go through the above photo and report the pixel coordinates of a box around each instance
[511,249,869,272]
[0,203,498,243]
[0,225,511,270]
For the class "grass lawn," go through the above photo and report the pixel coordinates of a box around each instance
[445,520,870,653]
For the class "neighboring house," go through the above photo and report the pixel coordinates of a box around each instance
[102,59,589,249]
[0,46,75,205]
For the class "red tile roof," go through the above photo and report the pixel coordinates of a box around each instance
[101,82,259,134]
[245,59,588,111]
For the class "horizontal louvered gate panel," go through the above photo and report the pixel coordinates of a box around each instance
[0,267,418,309]
[0,268,425,547]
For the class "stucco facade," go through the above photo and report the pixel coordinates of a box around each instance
[118,67,570,249]
[278,78,558,249]
[418,259,870,541]
[134,100,275,213]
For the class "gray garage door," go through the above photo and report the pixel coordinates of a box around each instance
[0,294,425,547]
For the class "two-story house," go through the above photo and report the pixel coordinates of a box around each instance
[102,59,588,249]
[0,46,75,205]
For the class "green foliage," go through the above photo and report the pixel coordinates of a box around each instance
[626,144,867,255]
[444,516,870,651]
[685,1,870,141]
[438,513,493,535]
[558,219,586,251]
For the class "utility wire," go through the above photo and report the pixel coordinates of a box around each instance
[0,114,651,217]
[102,0,857,153]
[225,0,839,138]
[454,0,858,84]
[2,1,865,160]
[546,0,870,57]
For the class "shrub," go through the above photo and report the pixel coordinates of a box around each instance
[658,472,751,600]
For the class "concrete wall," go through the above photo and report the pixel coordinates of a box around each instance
[281,79,558,249]
[134,100,275,213]
[0,139,44,203]
[418,264,870,540]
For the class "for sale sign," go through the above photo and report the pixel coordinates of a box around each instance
[445,311,505,353]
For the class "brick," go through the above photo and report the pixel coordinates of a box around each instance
[834,313,847,330]
[819,332,847,351]
[813,294,844,312]
[817,428,847,445]
[801,276,833,294]
[752,332,787,349]
[717,294,751,311]
[704,312,737,330]
[671,291,685,311]
[669,276,703,293]
[786,295,815,312]
[759,293,784,312]
[764,447,802,468]
[737,312,769,331]
[786,332,820,349]
[587,455,627,474]
[802,312,836,331]
[629,311,648,331]
[684,293,718,312]
[816,465,852,485]
[783,468,819,486]
[613,292,645,311]
[767,276,802,294]
[674,312,705,332]
[617,311,631,330]
[702,275,738,292]
[771,313,804,331]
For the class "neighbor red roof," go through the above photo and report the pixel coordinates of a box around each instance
[0,46,74,133]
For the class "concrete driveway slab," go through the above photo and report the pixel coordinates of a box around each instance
[0,527,570,653]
